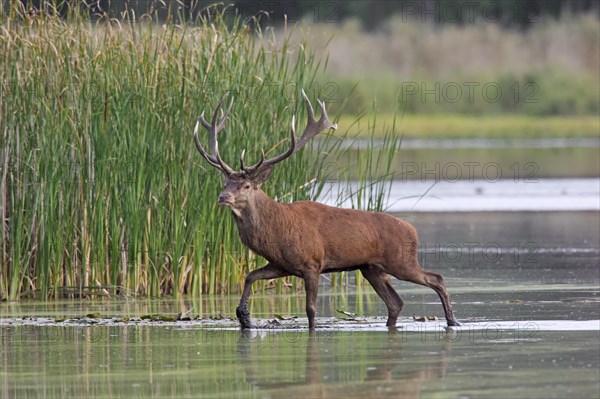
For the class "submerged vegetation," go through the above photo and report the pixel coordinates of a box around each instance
[0,2,397,300]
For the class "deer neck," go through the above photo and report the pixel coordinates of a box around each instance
[232,189,287,254]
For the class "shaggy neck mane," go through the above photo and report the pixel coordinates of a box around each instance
[232,189,289,256]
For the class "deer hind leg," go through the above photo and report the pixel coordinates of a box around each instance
[389,263,460,327]
[360,265,404,327]
[421,270,460,326]
[237,262,290,329]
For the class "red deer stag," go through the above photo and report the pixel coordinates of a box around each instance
[193,91,460,329]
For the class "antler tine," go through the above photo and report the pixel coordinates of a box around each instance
[242,91,336,176]
[242,117,295,175]
[199,95,232,130]
[240,147,265,173]
[217,97,234,132]
[199,112,212,130]
[261,115,296,168]
[193,119,221,168]
[212,139,235,175]
[239,149,246,171]
[295,89,338,151]
[240,148,266,173]
[249,149,266,172]
[208,95,227,156]
[193,95,236,175]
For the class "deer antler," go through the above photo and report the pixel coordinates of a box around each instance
[295,89,338,151]
[193,94,236,175]
[243,90,337,175]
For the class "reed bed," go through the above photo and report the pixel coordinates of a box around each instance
[0,2,397,300]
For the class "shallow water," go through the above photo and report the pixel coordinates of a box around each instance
[1,212,599,398]
[323,141,600,179]
[1,325,598,399]
[319,178,600,212]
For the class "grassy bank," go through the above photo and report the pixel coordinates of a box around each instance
[338,114,600,139]
[0,3,395,300]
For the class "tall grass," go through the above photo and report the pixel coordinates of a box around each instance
[0,2,397,300]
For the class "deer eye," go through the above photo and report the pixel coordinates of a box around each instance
[243,183,252,190]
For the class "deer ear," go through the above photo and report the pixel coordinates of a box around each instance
[253,166,272,185]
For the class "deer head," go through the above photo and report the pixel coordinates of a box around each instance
[193,90,337,216]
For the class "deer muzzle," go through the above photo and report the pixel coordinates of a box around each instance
[218,192,234,206]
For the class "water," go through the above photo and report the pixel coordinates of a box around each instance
[1,212,598,398]
[319,139,600,181]
[1,327,597,399]
[319,178,600,212]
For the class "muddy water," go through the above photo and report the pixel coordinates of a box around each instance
[1,212,599,398]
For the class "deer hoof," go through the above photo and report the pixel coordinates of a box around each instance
[236,305,252,329]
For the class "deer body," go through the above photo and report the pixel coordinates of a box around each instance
[233,194,416,275]
[194,91,459,330]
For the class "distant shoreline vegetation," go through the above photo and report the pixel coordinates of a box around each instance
[301,12,599,117]
[8,1,596,30]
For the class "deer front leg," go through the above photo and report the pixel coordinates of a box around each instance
[237,263,290,329]
[303,272,320,330]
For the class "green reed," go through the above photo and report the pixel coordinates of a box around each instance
[0,2,397,300]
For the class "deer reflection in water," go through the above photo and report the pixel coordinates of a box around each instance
[237,329,452,399]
